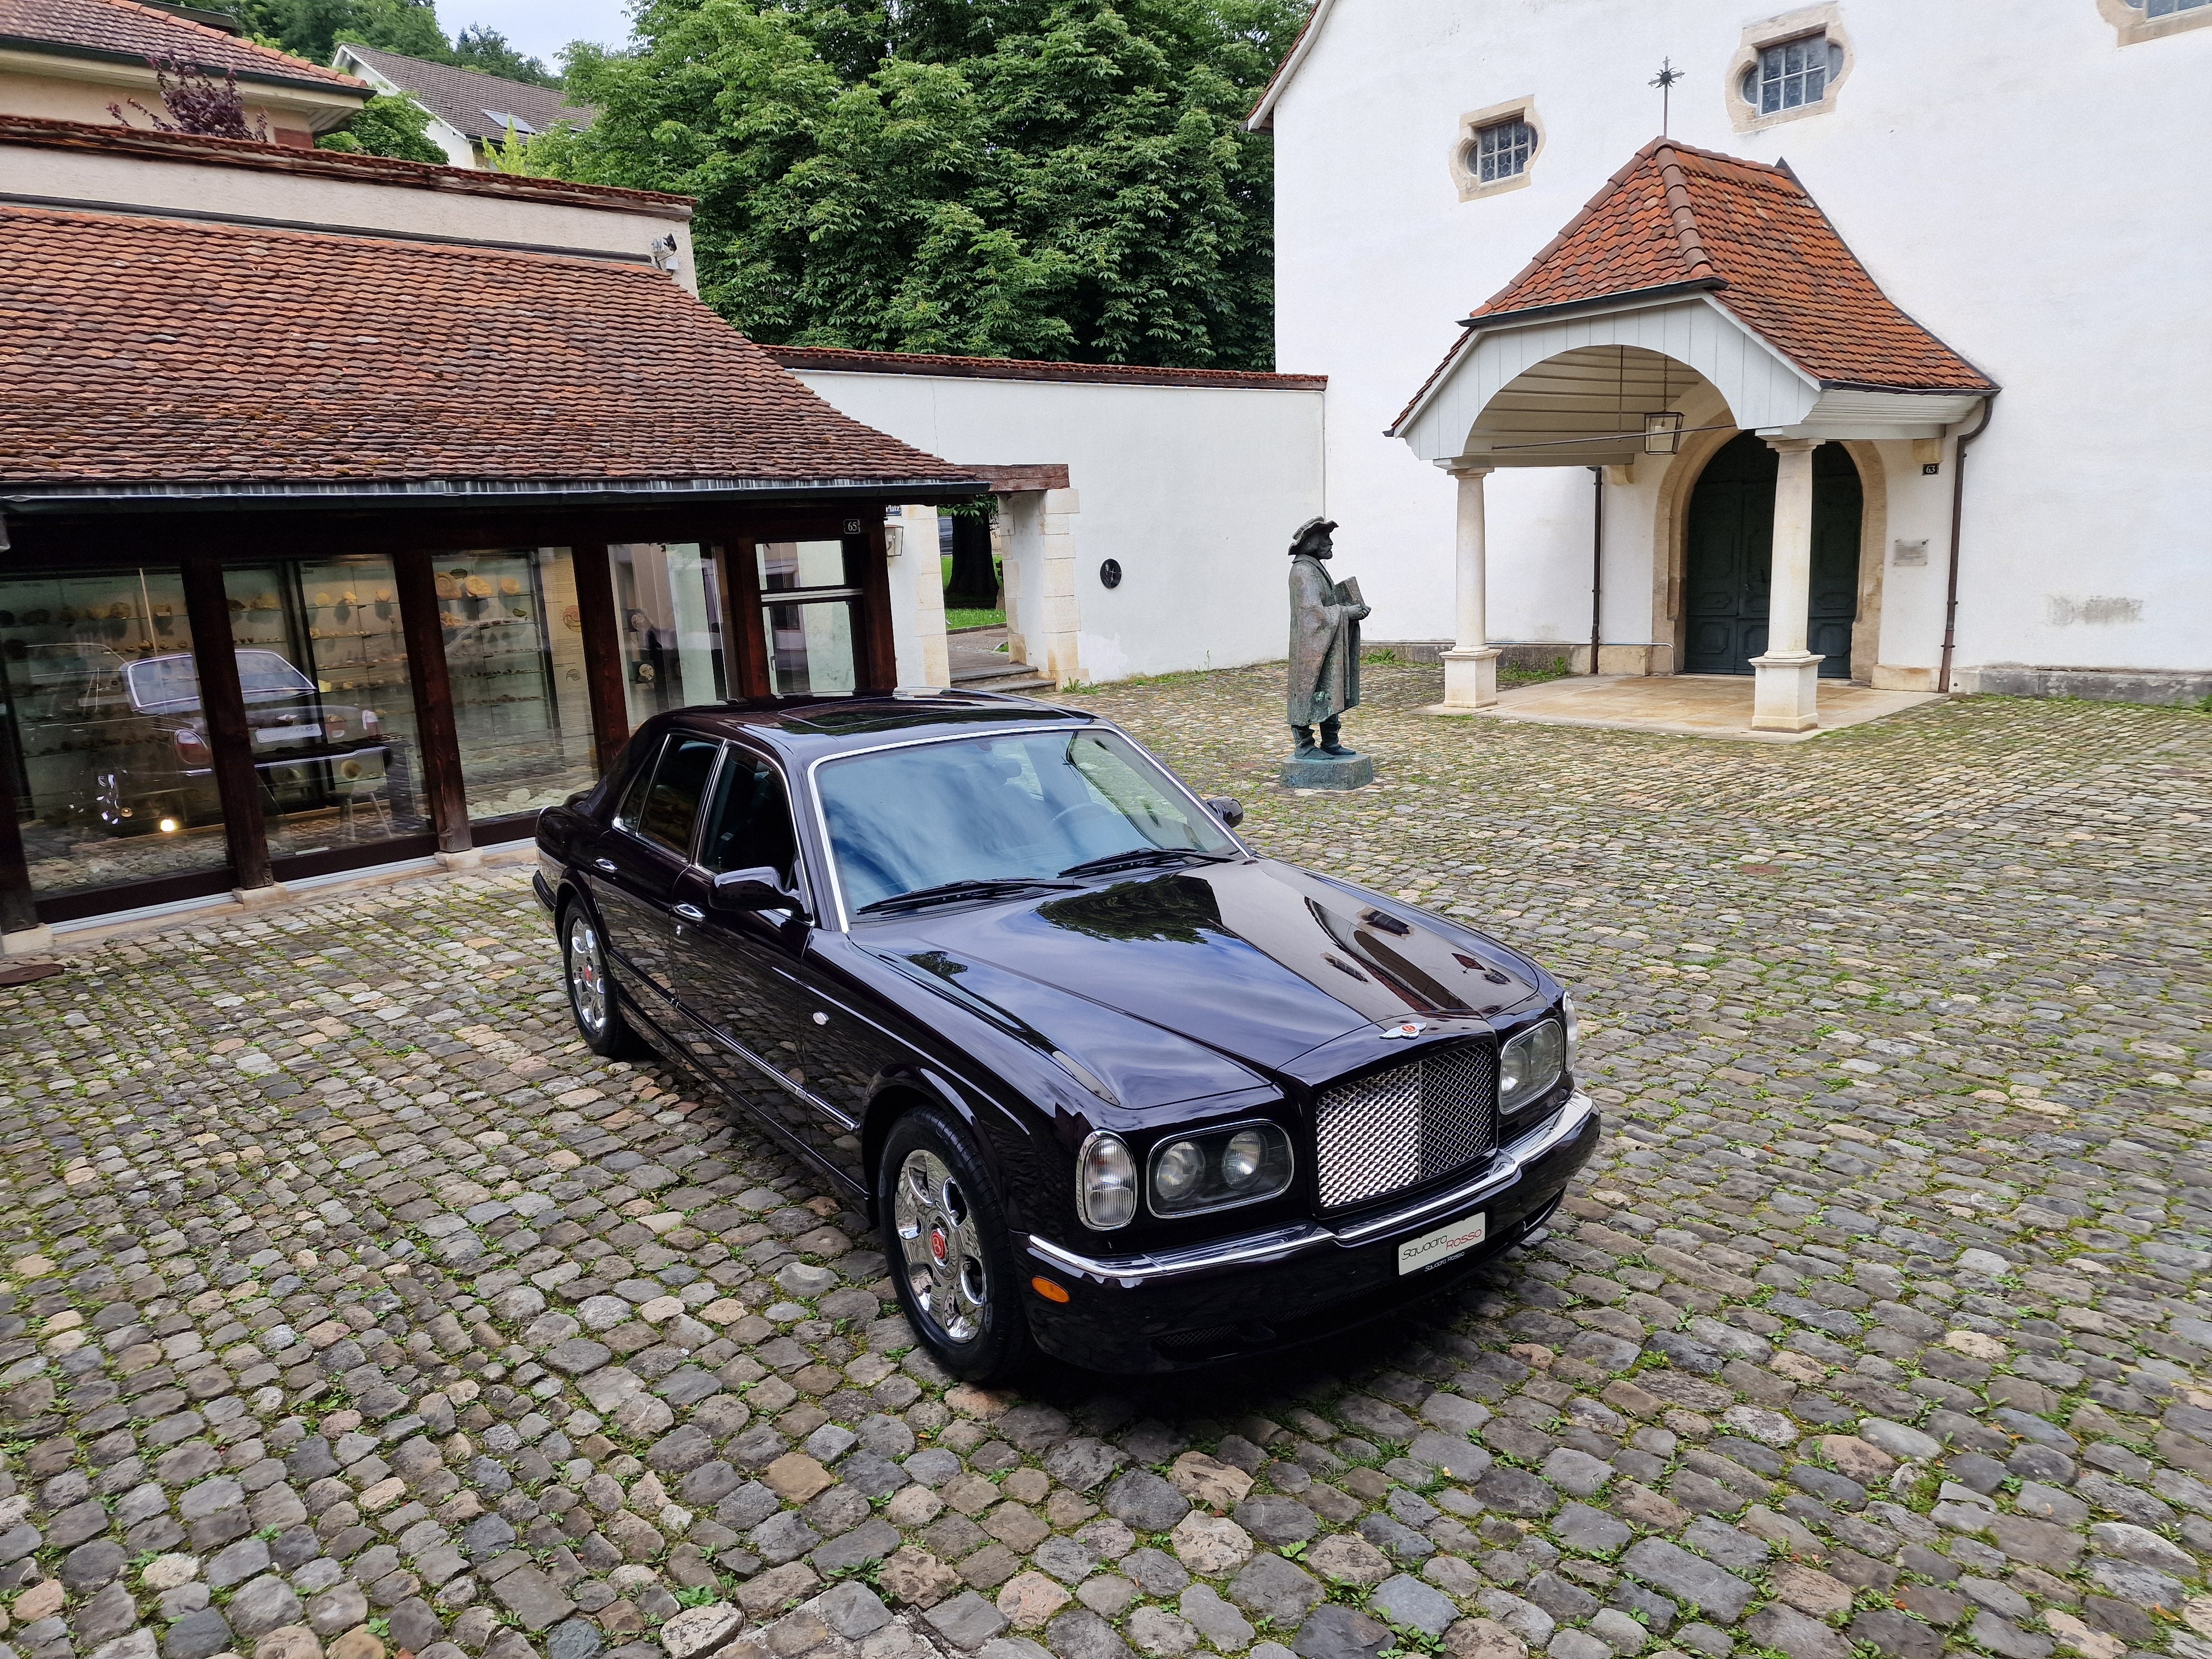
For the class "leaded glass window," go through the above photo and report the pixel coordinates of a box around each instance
[1745,33,1842,113]
[1474,117,1534,184]
[2141,0,2210,18]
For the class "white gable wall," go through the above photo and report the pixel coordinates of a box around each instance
[1270,0,2212,681]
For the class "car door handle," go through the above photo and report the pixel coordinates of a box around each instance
[593,858,618,874]
[672,903,706,922]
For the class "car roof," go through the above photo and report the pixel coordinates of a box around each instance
[644,691,1099,760]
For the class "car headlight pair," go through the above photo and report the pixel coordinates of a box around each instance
[1077,1121,1294,1230]
[1500,999,1574,1108]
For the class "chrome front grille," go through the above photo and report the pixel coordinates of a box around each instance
[1313,1042,1499,1209]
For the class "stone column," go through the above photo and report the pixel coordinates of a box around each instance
[1035,486,1084,687]
[1750,437,1823,732]
[898,504,952,687]
[1438,463,1501,708]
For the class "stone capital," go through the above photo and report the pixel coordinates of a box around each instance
[1443,460,1496,479]
[1760,435,1821,456]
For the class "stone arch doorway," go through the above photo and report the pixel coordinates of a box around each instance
[1682,433,1862,677]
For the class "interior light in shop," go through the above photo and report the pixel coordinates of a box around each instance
[158,817,180,834]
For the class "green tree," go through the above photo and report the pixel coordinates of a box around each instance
[450,25,557,86]
[526,0,1304,369]
[316,91,446,161]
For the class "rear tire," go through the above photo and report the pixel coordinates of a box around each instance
[561,901,648,1060]
[879,1105,1036,1384]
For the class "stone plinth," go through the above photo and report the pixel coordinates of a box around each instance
[1281,752,1374,790]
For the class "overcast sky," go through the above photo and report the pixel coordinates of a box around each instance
[445,0,637,64]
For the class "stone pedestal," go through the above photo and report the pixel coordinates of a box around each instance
[230,882,293,910]
[435,848,484,872]
[1437,646,1502,710]
[1750,651,1823,732]
[1,924,54,958]
[1280,752,1375,790]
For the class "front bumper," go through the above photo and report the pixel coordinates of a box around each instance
[1020,1092,1600,1370]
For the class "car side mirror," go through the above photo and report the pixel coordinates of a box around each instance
[711,865,805,916]
[1204,796,1245,829]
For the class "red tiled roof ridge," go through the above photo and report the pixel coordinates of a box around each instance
[0,114,693,217]
[0,0,364,88]
[0,201,971,489]
[763,344,1326,391]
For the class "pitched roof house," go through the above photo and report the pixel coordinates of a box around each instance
[332,44,590,170]
[0,116,981,944]
[0,0,367,143]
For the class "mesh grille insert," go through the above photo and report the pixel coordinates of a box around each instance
[1314,1042,1499,1209]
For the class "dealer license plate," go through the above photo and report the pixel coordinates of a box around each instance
[1397,1211,1487,1275]
[254,724,321,745]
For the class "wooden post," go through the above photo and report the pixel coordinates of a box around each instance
[392,549,473,854]
[854,514,898,691]
[722,537,771,700]
[178,557,273,890]
[0,763,38,935]
[571,542,629,768]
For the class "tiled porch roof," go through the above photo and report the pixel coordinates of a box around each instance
[0,0,365,91]
[0,204,973,494]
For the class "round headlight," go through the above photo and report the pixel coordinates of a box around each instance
[1221,1130,1266,1188]
[1078,1133,1136,1230]
[1154,1140,1205,1202]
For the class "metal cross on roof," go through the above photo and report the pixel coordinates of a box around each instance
[1651,58,1685,135]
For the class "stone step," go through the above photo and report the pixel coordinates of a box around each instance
[952,669,1056,693]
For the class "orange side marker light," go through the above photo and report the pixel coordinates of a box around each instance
[1030,1275,1071,1303]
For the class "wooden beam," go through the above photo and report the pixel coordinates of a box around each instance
[179,557,272,890]
[570,542,629,769]
[723,538,773,700]
[392,549,473,855]
[854,516,898,691]
[0,742,38,936]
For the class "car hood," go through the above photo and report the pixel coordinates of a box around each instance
[862,859,1546,1109]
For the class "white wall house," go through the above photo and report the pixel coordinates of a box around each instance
[1255,0,2212,709]
[768,349,1327,688]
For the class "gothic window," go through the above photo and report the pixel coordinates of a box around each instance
[1474,117,1535,184]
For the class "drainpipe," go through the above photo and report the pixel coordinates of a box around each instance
[1938,395,1996,693]
[1588,466,1604,675]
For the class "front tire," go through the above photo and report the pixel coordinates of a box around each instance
[879,1107,1035,1384]
[562,902,646,1059]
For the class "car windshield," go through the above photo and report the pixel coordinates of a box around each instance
[817,728,1238,915]
[123,650,316,712]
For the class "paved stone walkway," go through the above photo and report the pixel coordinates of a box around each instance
[1,666,2207,1659]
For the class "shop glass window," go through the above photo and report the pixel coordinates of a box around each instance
[435,549,597,822]
[611,543,726,726]
[223,560,431,861]
[758,539,860,696]
[1745,34,1841,112]
[0,566,233,899]
[1474,117,1535,184]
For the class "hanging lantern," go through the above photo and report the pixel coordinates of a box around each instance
[1644,411,1685,453]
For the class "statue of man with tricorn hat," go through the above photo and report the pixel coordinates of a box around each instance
[1285,517,1371,757]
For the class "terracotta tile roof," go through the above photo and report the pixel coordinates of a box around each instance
[336,45,588,144]
[764,345,1325,392]
[0,0,364,90]
[0,204,973,494]
[1391,138,1994,433]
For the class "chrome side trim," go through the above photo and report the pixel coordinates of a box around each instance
[1022,1092,1595,1283]
[691,1011,859,1131]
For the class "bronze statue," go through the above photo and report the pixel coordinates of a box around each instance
[1286,518,1370,757]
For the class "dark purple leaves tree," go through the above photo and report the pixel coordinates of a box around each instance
[109,56,272,142]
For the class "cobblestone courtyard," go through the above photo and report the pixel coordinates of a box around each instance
[2,667,2208,1659]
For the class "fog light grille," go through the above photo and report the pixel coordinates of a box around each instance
[1314,1042,1498,1208]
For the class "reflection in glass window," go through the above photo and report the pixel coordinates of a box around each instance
[635,737,719,856]
[758,540,860,696]
[759,540,850,592]
[1474,117,1535,184]
[0,567,232,899]
[436,549,597,821]
[612,543,726,726]
[223,561,431,861]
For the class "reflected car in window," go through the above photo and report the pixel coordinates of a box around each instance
[18,644,399,835]
[535,693,1597,1380]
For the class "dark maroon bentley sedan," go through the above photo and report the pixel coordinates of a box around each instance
[535,692,1596,1381]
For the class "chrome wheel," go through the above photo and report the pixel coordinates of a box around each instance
[894,1149,987,1344]
[566,914,609,1038]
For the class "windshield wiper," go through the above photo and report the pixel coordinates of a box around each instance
[855,876,1082,916]
[1058,847,1237,878]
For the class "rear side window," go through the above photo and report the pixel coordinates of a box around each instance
[624,736,721,858]
[701,752,800,888]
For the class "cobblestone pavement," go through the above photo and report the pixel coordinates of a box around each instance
[1,668,2208,1659]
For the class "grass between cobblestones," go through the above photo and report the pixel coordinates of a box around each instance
[0,664,2205,1659]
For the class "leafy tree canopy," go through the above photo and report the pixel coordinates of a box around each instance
[205,0,560,87]
[316,91,447,161]
[523,0,1307,369]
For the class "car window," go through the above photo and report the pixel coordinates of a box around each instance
[630,737,720,858]
[613,738,661,834]
[701,751,800,888]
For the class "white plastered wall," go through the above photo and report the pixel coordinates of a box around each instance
[784,371,1326,684]
[1269,0,2212,677]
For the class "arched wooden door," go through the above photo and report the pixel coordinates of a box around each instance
[1684,434,1860,677]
